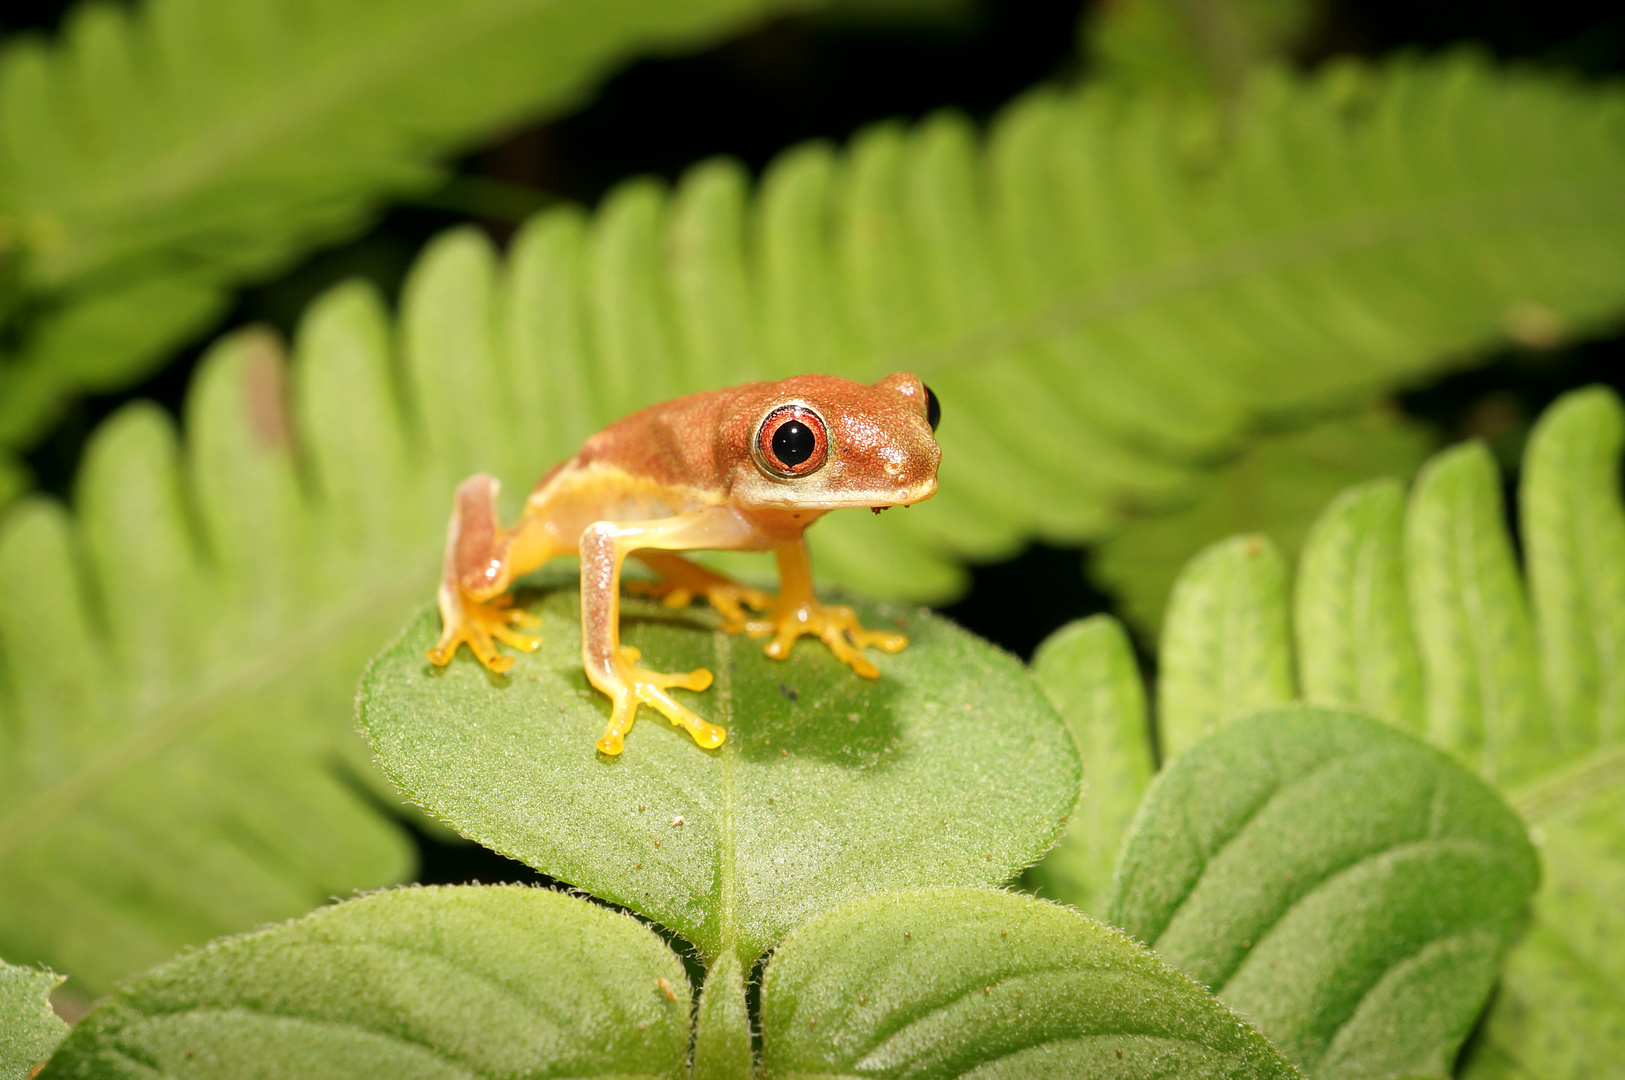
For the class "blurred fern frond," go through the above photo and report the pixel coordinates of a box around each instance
[0,0,818,459]
[4,52,1625,991]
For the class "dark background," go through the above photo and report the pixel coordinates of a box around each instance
[7,0,1623,884]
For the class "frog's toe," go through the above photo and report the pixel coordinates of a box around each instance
[428,596,541,672]
[751,602,906,679]
[593,654,725,754]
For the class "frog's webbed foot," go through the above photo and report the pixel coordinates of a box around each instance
[594,646,725,756]
[427,594,543,674]
[628,554,771,632]
[746,600,907,679]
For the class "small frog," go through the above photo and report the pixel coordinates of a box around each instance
[428,372,942,755]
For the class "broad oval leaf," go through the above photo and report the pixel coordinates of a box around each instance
[1108,705,1538,1080]
[757,886,1300,1079]
[360,590,1079,966]
[0,959,65,1079]
[39,885,692,1080]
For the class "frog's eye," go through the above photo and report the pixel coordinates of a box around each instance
[924,384,941,431]
[754,404,828,479]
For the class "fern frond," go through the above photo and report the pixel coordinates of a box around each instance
[4,53,1625,990]
[0,0,817,451]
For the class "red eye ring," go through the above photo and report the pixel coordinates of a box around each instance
[753,404,828,479]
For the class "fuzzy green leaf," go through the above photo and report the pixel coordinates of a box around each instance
[693,952,753,1080]
[0,959,64,1079]
[1158,534,1295,758]
[1091,408,1434,638]
[0,0,820,448]
[1025,615,1154,916]
[1406,442,1552,786]
[1109,705,1539,1080]
[37,885,693,1080]
[1294,478,1424,731]
[359,592,1079,967]
[757,887,1301,1079]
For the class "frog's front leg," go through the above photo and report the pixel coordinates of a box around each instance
[580,507,758,756]
[747,539,908,678]
[427,474,557,673]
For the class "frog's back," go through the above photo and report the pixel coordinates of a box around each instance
[525,383,766,528]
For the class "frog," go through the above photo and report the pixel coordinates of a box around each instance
[427,372,942,756]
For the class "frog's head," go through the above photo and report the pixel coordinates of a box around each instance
[723,372,941,509]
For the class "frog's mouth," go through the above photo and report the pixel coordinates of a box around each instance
[777,475,939,511]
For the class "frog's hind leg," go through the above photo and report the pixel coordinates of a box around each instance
[428,473,556,672]
[628,552,772,632]
[579,508,757,755]
[747,539,907,679]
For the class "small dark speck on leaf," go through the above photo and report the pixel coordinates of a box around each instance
[858,996,866,1005]
[1242,939,1251,948]
[983,986,990,995]
[904,931,911,939]
[653,839,661,847]
[1117,1049,1123,1059]
[1000,930,1007,938]
[778,682,798,701]
[636,862,642,869]
[768,797,775,804]
[781,749,788,757]
[985,854,993,860]
[809,1018,817,1027]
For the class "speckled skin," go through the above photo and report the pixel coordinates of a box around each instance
[428,372,941,756]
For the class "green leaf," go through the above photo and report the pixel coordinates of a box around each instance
[0,959,65,1080]
[1025,615,1154,916]
[13,53,1625,990]
[1108,705,1539,1080]
[693,952,753,1080]
[1456,385,1625,1080]
[1519,386,1625,752]
[1464,772,1625,1079]
[1090,408,1435,637]
[38,885,693,1080]
[757,887,1301,1079]
[1294,478,1424,732]
[359,592,1080,968]
[1157,534,1295,759]
[0,0,821,448]
[1406,442,1552,786]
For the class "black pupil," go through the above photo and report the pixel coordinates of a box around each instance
[925,384,941,431]
[772,420,816,467]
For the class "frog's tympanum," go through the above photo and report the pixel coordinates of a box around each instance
[428,373,942,755]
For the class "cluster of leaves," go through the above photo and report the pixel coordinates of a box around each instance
[3,43,1625,1002]
[11,385,1596,1074]
[7,539,1539,1078]
[1031,385,1625,1078]
[0,0,825,498]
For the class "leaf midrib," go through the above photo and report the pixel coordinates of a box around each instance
[37,0,580,283]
